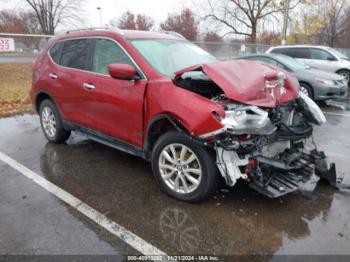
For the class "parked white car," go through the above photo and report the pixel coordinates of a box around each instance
[266,45,350,85]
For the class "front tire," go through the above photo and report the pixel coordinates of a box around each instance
[151,131,218,202]
[299,82,314,99]
[39,99,71,143]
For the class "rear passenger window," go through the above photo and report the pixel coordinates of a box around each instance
[310,49,335,60]
[60,39,90,70]
[49,42,62,64]
[272,48,310,59]
[92,39,134,75]
[286,48,310,59]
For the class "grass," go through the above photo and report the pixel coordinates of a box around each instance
[0,63,33,117]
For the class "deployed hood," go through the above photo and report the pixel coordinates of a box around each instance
[174,60,300,107]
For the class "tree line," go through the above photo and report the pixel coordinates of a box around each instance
[1,0,350,48]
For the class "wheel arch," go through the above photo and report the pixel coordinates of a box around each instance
[34,90,56,113]
[336,68,350,74]
[335,68,350,83]
[144,114,190,159]
[298,81,314,98]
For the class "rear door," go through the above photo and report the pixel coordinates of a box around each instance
[53,38,95,126]
[286,48,311,65]
[81,38,147,147]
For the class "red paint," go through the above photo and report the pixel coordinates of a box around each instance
[174,60,299,107]
[108,64,137,80]
[31,30,300,149]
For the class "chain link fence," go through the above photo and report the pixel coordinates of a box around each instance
[0,33,51,64]
[195,41,272,60]
[1,32,350,63]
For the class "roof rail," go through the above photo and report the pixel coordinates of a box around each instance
[160,31,186,40]
[66,27,124,35]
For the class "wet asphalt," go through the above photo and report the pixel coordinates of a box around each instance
[0,101,350,257]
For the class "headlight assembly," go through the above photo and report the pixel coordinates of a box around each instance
[314,77,334,86]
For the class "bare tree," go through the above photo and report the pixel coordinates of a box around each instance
[160,8,199,41]
[315,0,348,47]
[136,14,154,31]
[0,10,41,34]
[203,31,223,42]
[338,4,350,48]
[24,0,83,35]
[111,11,154,30]
[204,0,295,43]
[116,11,137,30]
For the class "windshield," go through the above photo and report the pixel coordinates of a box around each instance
[275,54,310,70]
[131,39,217,76]
[326,47,349,60]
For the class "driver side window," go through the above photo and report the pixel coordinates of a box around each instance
[92,39,134,75]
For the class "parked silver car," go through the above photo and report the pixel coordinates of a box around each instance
[237,53,348,100]
[266,45,350,85]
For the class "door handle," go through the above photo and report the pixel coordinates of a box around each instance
[83,83,95,90]
[49,73,58,79]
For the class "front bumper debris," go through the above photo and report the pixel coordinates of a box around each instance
[216,146,349,198]
[314,151,350,190]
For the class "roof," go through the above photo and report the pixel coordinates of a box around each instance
[269,45,329,49]
[239,53,283,59]
[54,28,186,42]
[122,30,186,40]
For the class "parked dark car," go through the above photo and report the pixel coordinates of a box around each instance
[237,53,348,100]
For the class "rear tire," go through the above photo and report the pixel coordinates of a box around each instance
[39,99,71,144]
[151,131,219,202]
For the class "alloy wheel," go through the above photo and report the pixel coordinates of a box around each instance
[300,85,310,97]
[41,107,57,138]
[158,143,202,194]
[340,71,350,84]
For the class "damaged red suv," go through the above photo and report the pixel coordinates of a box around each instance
[31,28,340,202]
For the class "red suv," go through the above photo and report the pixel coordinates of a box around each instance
[31,28,338,202]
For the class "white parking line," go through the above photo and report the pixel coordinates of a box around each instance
[323,111,350,117]
[0,151,166,257]
[328,152,350,159]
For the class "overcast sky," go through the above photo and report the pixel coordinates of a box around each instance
[85,0,192,26]
[0,0,281,37]
[0,0,196,29]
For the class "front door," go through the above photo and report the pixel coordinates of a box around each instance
[82,38,147,147]
[308,48,339,73]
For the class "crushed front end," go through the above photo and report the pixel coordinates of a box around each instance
[202,93,342,197]
[173,60,347,197]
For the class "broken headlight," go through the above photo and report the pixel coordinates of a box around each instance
[222,106,276,135]
[298,92,327,125]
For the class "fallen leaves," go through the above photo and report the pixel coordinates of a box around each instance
[0,63,33,117]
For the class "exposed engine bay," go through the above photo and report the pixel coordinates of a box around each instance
[174,67,348,198]
[175,71,225,100]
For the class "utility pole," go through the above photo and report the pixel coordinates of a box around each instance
[97,7,103,26]
[281,0,291,45]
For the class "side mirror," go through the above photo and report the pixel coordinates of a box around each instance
[108,64,138,80]
[327,56,336,61]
